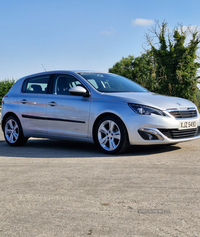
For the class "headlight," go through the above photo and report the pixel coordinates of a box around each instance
[128,103,165,116]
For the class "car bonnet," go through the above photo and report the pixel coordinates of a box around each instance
[101,92,197,111]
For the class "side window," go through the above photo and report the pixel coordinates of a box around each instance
[53,75,82,95]
[22,75,50,94]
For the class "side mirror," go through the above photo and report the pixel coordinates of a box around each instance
[69,86,90,97]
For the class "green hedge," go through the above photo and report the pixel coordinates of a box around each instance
[0,79,15,106]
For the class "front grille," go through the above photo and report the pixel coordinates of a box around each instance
[168,109,197,118]
[158,127,200,139]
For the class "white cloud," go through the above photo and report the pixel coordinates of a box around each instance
[132,18,154,26]
[100,30,113,36]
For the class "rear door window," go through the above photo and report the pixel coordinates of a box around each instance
[22,75,50,94]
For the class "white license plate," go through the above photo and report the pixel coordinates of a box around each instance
[179,120,197,130]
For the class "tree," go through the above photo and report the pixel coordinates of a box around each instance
[109,21,200,107]
[109,52,157,91]
[146,21,200,104]
[130,51,157,91]
[109,55,135,79]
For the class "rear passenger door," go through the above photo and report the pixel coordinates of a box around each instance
[18,75,50,134]
[47,74,91,138]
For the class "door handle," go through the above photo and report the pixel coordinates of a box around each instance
[48,101,57,106]
[21,99,27,104]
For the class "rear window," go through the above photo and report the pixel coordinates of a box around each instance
[22,75,50,94]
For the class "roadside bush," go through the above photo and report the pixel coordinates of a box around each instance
[0,79,15,106]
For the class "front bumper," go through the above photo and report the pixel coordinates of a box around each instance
[123,112,200,145]
[137,126,200,144]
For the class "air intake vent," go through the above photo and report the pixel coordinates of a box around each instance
[168,109,197,118]
[158,127,200,139]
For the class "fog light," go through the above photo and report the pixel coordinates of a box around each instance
[138,128,164,141]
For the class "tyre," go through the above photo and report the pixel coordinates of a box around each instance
[94,115,130,154]
[3,116,28,146]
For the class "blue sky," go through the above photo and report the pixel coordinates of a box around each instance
[1,0,200,80]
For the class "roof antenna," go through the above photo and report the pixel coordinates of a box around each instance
[41,63,46,72]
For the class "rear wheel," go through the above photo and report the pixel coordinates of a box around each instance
[3,116,28,146]
[94,115,130,154]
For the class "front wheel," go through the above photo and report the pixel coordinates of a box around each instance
[94,115,130,154]
[3,116,28,146]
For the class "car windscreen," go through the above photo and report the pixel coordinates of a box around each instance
[78,73,148,93]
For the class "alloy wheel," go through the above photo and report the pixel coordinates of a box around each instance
[5,118,19,144]
[98,120,121,151]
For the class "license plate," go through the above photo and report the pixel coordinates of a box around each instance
[179,120,197,130]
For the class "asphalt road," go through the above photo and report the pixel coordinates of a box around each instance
[0,129,200,237]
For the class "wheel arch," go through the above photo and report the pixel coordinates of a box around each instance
[92,112,129,143]
[1,112,20,131]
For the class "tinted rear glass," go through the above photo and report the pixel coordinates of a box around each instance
[22,75,50,94]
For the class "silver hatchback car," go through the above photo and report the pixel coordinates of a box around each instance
[1,71,200,154]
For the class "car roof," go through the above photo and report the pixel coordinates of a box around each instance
[18,70,108,80]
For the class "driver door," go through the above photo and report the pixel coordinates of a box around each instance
[47,74,91,138]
